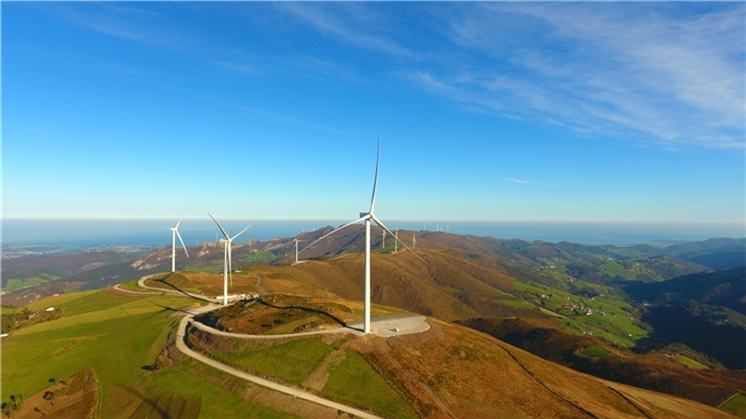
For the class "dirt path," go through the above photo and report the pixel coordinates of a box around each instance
[189,312,430,340]
[174,306,386,419]
[302,345,349,392]
[380,350,458,419]
[495,344,599,419]
[254,273,268,295]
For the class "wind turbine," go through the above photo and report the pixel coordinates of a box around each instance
[382,230,386,248]
[169,210,189,272]
[208,213,251,305]
[301,138,425,334]
[413,233,416,248]
[394,228,399,253]
[292,238,310,263]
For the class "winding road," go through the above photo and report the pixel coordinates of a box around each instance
[127,274,430,419]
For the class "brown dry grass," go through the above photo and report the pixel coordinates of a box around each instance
[195,295,357,334]
[351,319,738,419]
[5,368,98,419]
[458,317,746,407]
[184,248,534,322]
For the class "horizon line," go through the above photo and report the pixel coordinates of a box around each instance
[3,217,745,227]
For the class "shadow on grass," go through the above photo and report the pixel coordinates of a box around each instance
[121,385,170,419]
[253,298,349,328]
[151,274,213,304]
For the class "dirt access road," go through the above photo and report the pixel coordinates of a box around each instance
[134,273,429,419]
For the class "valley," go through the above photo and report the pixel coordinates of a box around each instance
[2,233,744,418]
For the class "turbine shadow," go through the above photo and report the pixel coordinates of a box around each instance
[121,385,171,419]
[152,274,214,304]
[250,298,349,328]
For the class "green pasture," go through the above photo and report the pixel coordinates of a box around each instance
[509,279,646,346]
[322,348,418,419]
[675,355,709,370]
[210,338,336,385]
[118,280,157,293]
[2,290,295,418]
[139,360,295,419]
[1,305,19,314]
[720,393,746,419]
[2,291,193,410]
[581,346,613,357]
[3,273,61,292]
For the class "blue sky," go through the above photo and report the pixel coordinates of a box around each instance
[3,2,744,228]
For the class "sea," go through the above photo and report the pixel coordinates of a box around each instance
[2,219,744,249]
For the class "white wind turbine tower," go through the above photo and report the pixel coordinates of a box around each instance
[208,213,251,305]
[293,238,310,264]
[394,228,399,253]
[413,233,416,248]
[382,230,386,248]
[301,138,425,334]
[169,211,189,272]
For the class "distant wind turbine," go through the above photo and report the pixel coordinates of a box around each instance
[413,233,416,248]
[382,230,386,248]
[394,228,399,253]
[301,138,425,334]
[209,213,251,305]
[169,210,189,272]
[293,238,310,263]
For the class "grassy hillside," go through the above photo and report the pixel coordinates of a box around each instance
[457,317,746,408]
[4,282,741,419]
[624,267,746,312]
[0,290,304,419]
[186,294,738,419]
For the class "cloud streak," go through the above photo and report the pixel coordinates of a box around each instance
[286,2,744,151]
[502,178,558,188]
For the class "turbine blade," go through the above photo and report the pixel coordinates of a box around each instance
[231,224,252,241]
[300,216,368,254]
[208,212,230,239]
[176,230,189,258]
[175,206,190,228]
[371,215,427,265]
[370,137,380,213]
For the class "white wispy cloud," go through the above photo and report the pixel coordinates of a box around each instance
[440,3,745,149]
[502,178,558,188]
[285,2,743,150]
[276,3,418,59]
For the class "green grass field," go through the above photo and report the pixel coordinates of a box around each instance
[3,274,61,292]
[675,355,709,370]
[118,280,158,293]
[2,292,192,407]
[322,349,418,419]
[2,290,294,419]
[138,360,296,419]
[211,338,336,385]
[581,346,613,357]
[1,304,20,314]
[508,279,647,346]
[720,393,746,419]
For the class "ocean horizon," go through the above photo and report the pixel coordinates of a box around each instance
[2,218,744,248]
